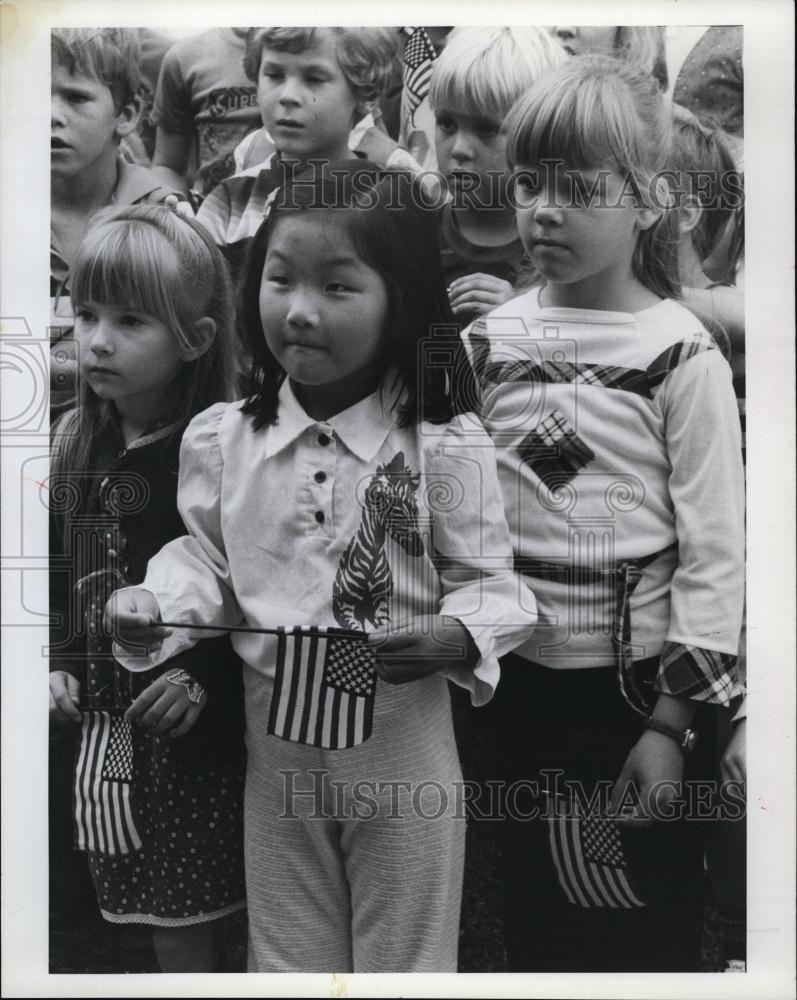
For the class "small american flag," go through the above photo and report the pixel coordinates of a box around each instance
[267,627,378,749]
[73,710,143,856]
[547,802,646,909]
[402,27,437,120]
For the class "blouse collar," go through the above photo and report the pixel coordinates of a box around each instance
[265,378,401,463]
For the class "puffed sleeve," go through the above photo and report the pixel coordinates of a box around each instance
[654,347,745,705]
[427,415,538,705]
[113,403,244,672]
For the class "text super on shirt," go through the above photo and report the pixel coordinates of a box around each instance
[152,28,259,195]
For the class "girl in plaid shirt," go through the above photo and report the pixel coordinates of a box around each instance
[468,56,744,971]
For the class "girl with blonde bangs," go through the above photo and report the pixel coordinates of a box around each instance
[471,54,744,972]
[506,54,680,301]
[49,204,245,971]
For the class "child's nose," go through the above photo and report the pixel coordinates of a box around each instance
[450,131,473,162]
[285,290,319,327]
[531,196,565,225]
[89,320,115,354]
[51,96,67,126]
[553,26,577,42]
[278,76,303,107]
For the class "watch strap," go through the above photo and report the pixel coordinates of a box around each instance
[644,715,698,753]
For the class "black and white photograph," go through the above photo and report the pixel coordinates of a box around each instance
[1,0,794,996]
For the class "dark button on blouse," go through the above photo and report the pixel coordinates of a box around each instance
[317,433,331,447]
[314,471,327,484]
[315,510,325,524]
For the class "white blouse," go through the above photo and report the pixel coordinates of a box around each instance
[114,381,538,706]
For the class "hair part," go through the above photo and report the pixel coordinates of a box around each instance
[238,162,477,430]
[243,27,398,117]
[429,26,567,121]
[66,204,237,472]
[506,54,680,299]
[51,28,141,110]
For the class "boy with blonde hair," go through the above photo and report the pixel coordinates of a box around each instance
[429,27,566,326]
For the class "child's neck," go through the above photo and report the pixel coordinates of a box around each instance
[541,270,661,313]
[450,202,518,247]
[51,149,119,212]
[678,240,711,289]
[290,367,385,422]
[113,386,179,447]
[277,146,358,174]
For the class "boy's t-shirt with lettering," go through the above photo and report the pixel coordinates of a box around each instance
[152,28,259,195]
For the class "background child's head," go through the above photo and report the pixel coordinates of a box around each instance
[244,27,397,162]
[506,54,679,299]
[670,105,742,269]
[429,27,566,206]
[239,163,476,428]
[550,26,668,89]
[51,29,142,180]
[69,204,236,456]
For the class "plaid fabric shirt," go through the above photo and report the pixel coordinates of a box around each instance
[466,287,744,705]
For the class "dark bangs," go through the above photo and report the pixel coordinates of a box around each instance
[239,162,478,430]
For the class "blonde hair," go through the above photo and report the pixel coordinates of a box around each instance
[51,28,141,111]
[66,205,237,471]
[429,26,567,121]
[506,54,679,298]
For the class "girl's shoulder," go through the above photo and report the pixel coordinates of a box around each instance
[183,400,250,454]
[415,410,495,459]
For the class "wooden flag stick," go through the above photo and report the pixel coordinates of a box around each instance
[155,620,369,641]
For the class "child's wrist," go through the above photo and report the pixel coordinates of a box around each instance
[443,616,480,670]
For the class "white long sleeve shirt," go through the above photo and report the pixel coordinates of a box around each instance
[115,382,537,706]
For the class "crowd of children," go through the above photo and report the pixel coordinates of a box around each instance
[50,24,747,975]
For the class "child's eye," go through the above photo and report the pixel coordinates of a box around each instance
[66,91,90,104]
[118,314,143,328]
[513,171,541,198]
[435,117,457,136]
[477,123,501,139]
[326,282,353,293]
[266,273,290,286]
[261,69,283,81]
[74,308,95,323]
[305,74,328,85]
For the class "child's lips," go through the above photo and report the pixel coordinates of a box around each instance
[50,137,70,150]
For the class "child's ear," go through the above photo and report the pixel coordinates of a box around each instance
[635,205,664,233]
[354,97,378,123]
[183,317,216,360]
[114,94,143,140]
[675,194,703,237]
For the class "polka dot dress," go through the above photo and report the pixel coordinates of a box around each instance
[88,725,246,926]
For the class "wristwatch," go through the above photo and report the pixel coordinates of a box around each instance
[644,716,698,754]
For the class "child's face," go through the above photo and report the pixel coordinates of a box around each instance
[259,212,391,413]
[256,33,359,164]
[51,64,136,181]
[549,26,619,58]
[513,162,651,301]
[434,109,511,208]
[74,301,185,410]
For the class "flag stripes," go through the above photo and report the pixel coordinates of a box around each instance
[268,627,377,750]
[547,807,645,909]
[73,710,142,856]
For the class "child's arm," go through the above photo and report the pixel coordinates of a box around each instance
[385,418,536,702]
[614,337,745,823]
[721,716,746,784]
[109,405,243,674]
[681,284,745,355]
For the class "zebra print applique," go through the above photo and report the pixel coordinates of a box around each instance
[332,451,425,632]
